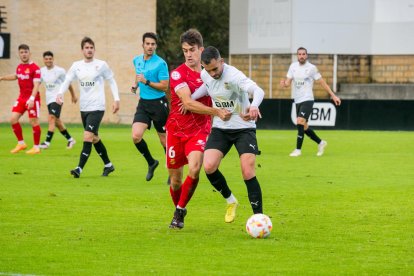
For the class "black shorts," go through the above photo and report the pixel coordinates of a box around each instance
[47,102,62,118]
[205,128,259,156]
[81,111,104,135]
[133,96,169,133]
[296,101,314,121]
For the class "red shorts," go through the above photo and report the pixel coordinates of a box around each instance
[12,97,41,118]
[166,132,208,169]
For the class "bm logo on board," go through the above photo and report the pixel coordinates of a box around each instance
[291,102,337,126]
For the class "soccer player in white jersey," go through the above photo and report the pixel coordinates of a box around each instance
[192,46,265,223]
[280,47,341,157]
[56,37,120,178]
[39,51,77,149]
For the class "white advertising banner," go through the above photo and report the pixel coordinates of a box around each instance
[291,102,337,126]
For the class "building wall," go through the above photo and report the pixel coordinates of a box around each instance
[230,54,334,99]
[371,56,414,83]
[231,54,414,99]
[337,55,371,83]
[0,0,156,123]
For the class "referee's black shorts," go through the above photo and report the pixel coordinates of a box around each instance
[133,96,169,133]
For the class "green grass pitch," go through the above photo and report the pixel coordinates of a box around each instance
[0,123,413,275]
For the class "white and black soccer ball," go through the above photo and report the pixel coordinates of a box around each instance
[246,213,273,238]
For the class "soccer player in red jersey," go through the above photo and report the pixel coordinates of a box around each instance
[0,44,42,154]
[166,29,231,229]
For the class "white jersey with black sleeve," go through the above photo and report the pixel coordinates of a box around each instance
[40,66,66,105]
[200,63,263,129]
[287,61,321,104]
[59,59,120,112]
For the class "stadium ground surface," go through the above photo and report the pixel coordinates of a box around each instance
[0,124,413,275]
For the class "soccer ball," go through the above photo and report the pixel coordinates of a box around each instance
[246,213,272,238]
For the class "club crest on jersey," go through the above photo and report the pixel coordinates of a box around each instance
[25,68,30,74]
[171,71,181,80]
[224,82,230,90]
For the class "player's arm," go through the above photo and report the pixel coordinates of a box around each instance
[56,78,72,104]
[179,84,208,114]
[26,80,41,109]
[280,65,294,88]
[68,84,77,103]
[191,83,208,100]
[131,74,140,95]
[149,79,169,92]
[57,65,76,104]
[177,86,231,121]
[280,77,292,88]
[0,74,18,81]
[101,62,120,113]
[107,77,120,113]
[246,84,265,121]
[148,61,169,92]
[136,74,169,92]
[238,76,264,121]
[315,78,341,106]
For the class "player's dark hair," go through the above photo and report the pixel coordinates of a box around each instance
[81,37,95,49]
[180,29,203,47]
[142,32,158,44]
[297,47,307,54]
[201,46,221,65]
[18,44,30,51]
[43,51,54,58]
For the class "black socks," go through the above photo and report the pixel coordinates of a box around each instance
[135,139,155,165]
[245,176,263,214]
[206,169,232,199]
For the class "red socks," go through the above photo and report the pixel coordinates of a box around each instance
[32,125,41,146]
[170,186,182,207]
[12,123,23,141]
[177,176,199,208]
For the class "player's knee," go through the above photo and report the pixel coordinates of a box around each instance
[29,118,39,126]
[203,161,217,174]
[242,169,255,180]
[297,117,306,125]
[92,136,100,143]
[170,181,181,190]
[132,132,143,143]
[241,163,255,179]
[188,164,202,179]
[83,132,94,142]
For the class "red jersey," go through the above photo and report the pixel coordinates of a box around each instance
[166,63,211,137]
[16,62,41,100]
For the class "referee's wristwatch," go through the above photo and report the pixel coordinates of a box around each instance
[145,80,151,86]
